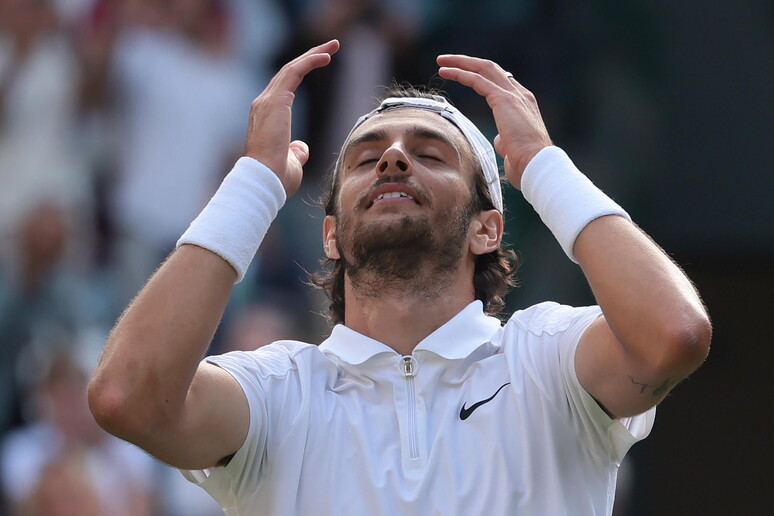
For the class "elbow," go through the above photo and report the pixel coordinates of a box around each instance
[88,375,133,439]
[657,310,712,376]
[88,374,156,442]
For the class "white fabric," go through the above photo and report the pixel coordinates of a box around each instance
[182,301,654,515]
[177,158,286,282]
[338,96,503,211]
[521,146,631,262]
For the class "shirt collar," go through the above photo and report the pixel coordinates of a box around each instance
[319,301,503,365]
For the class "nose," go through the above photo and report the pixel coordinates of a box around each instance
[376,145,412,177]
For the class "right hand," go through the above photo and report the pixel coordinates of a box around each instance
[243,40,340,196]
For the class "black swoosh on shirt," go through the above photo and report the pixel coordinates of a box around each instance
[459,382,511,421]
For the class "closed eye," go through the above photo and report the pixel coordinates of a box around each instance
[418,154,443,162]
[357,158,379,167]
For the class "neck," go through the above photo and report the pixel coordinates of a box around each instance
[342,259,476,355]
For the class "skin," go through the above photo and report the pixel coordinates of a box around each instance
[88,40,711,471]
[437,54,711,417]
[88,41,340,469]
[323,109,503,355]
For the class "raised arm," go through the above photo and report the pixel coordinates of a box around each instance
[88,40,339,469]
[438,54,711,418]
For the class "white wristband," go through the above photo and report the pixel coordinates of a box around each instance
[176,157,286,282]
[520,146,630,263]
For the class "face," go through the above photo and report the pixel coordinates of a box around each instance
[324,109,481,294]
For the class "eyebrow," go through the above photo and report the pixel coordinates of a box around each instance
[341,129,389,162]
[340,124,463,165]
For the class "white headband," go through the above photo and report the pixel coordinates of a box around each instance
[337,96,503,212]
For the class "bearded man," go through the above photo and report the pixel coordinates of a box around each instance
[88,40,711,515]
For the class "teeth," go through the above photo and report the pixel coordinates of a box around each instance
[376,192,414,201]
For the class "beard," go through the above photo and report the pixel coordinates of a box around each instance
[336,201,475,300]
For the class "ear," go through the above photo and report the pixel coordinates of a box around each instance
[322,215,340,259]
[469,209,503,256]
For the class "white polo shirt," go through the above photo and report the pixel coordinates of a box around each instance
[182,301,654,515]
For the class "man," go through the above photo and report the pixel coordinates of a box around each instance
[88,40,712,515]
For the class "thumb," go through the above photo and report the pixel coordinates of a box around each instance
[289,140,310,166]
[493,134,506,157]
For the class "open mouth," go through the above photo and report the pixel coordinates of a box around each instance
[366,184,421,208]
[374,191,415,202]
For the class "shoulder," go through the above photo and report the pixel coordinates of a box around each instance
[506,301,601,337]
[206,340,326,380]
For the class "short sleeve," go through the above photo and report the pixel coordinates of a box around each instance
[179,352,270,509]
[506,302,655,464]
[561,322,656,464]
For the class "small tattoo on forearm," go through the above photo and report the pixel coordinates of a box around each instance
[628,376,648,394]
[628,376,674,397]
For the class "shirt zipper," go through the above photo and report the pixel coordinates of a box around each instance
[400,355,420,463]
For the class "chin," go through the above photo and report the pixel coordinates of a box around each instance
[370,213,428,234]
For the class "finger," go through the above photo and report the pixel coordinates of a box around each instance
[286,39,341,70]
[438,66,506,100]
[289,140,310,166]
[271,40,340,93]
[437,54,507,79]
[302,39,341,58]
[437,54,515,90]
[493,134,506,156]
[278,53,333,92]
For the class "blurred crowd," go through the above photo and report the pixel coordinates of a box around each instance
[0,0,651,514]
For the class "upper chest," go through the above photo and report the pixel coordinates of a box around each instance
[257,346,593,514]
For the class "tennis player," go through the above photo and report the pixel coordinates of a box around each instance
[89,40,711,515]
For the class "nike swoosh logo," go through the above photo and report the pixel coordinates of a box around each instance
[459,382,511,421]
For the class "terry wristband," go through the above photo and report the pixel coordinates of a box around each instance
[520,146,631,263]
[176,157,286,282]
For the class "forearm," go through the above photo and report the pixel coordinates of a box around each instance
[89,158,286,437]
[521,147,710,388]
[574,216,711,373]
[88,41,337,466]
[433,54,711,413]
[89,245,235,435]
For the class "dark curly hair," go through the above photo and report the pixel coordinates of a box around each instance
[310,86,519,325]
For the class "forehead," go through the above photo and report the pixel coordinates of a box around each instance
[344,108,473,155]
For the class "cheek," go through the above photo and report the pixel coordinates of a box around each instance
[337,177,370,211]
[432,177,472,207]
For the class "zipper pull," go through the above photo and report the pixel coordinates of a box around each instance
[400,355,419,378]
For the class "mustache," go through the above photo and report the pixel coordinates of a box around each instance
[355,176,431,208]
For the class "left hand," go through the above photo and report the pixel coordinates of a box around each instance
[437,54,552,189]
[244,40,340,196]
